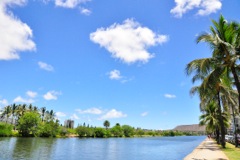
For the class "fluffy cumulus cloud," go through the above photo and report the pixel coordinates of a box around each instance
[55,0,90,8]
[164,94,176,99]
[109,70,122,80]
[80,7,91,15]
[26,91,37,98]
[90,19,168,64]
[76,107,103,114]
[170,0,222,18]
[38,61,54,71]
[0,0,36,60]
[99,109,127,120]
[13,96,35,103]
[43,91,61,100]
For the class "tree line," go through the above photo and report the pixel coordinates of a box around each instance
[0,103,59,137]
[186,15,240,148]
[0,104,201,138]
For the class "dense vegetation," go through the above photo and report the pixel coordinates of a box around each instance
[186,15,240,148]
[0,104,201,138]
[0,104,59,137]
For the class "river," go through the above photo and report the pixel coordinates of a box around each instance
[0,136,205,160]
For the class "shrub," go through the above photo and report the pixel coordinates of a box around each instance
[122,125,134,137]
[38,121,59,137]
[0,122,13,137]
[17,112,41,137]
[94,127,106,138]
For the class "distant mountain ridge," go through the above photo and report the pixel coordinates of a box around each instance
[173,124,206,132]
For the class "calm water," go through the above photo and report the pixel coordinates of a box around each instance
[0,136,205,160]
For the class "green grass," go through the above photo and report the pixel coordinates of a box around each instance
[221,142,240,160]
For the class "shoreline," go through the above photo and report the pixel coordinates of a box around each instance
[184,138,229,160]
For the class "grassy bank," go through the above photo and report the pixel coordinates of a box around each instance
[221,143,240,160]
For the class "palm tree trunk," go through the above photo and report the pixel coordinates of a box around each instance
[216,128,220,144]
[217,92,226,148]
[231,66,240,113]
[231,104,238,147]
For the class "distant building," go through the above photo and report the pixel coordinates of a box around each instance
[173,124,206,134]
[64,119,74,128]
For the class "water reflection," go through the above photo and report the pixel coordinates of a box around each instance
[0,136,205,160]
[0,138,56,160]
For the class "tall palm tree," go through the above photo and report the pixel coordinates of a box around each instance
[49,110,55,121]
[186,58,230,147]
[11,103,18,130]
[103,120,110,130]
[1,105,12,123]
[41,107,46,122]
[186,15,240,148]
[28,104,33,111]
[199,101,229,143]
[197,15,240,112]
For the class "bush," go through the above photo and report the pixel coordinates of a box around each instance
[122,125,134,137]
[76,126,88,137]
[111,125,123,137]
[38,121,59,137]
[0,122,13,137]
[59,126,68,136]
[17,112,41,137]
[94,127,106,138]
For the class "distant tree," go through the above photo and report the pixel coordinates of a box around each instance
[122,125,134,137]
[41,107,46,122]
[111,124,123,137]
[17,112,41,137]
[103,120,110,130]
[94,127,106,138]
[38,120,59,137]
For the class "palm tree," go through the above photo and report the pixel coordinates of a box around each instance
[1,105,12,123]
[197,15,240,112]
[103,120,110,130]
[28,104,33,111]
[33,106,38,112]
[186,58,230,147]
[186,15,240,148]
[11,103,18,130]
[41,107,46,122]
[199,101,229,143]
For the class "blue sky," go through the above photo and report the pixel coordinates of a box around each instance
[0,0,239,129]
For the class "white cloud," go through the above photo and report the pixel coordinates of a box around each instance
[0,0,36,60]
[43,91,61,100]
[76,107,103,115]
[38,61,54,71]
[109,70,122,80]
[13,96,35,103]
[197,0,222,16]
[55,0,90,8]
[141,112,148,117]
[90,19,168,64]
[0,99,8,106]
[170,0,222,18]
[80,7,91,15]
[164,94,176,99]
[56,111,67,117]
[26,91,37,98]
[70,113,79,120]
[99,109,127,120]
